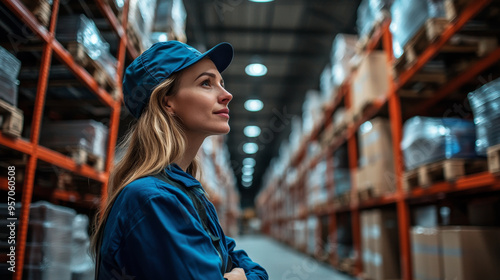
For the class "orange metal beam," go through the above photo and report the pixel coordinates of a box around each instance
[13,0,60,277]
[95,0,125,38]
[397,0,492,89]
[0,134,33,155]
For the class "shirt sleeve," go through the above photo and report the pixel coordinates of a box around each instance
[116,192,226,280]
[225,236,269,280]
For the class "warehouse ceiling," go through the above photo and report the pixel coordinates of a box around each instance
[183,0,361,207]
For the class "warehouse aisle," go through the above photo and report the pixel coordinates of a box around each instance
[233,235,355,280]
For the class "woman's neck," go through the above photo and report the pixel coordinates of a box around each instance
[176,134,206,172]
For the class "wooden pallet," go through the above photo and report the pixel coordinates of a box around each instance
[54,146,105,172]
[66,42,119,99]
[487,144,500,174]
[21,0,51,27]
[333,191,351,208]
[404,158,488,190]
[358,187,375,201]
[0,98,23,138]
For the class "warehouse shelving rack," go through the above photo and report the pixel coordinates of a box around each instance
[257,0,500,279]
[0,0,140,279]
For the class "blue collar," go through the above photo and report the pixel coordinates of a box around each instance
[164,163,201,188]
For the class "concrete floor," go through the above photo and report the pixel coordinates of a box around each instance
[233,234,356,280]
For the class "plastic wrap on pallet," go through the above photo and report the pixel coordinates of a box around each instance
[401,116,478,170]
[357,0,393,38]
[468,78,500,155]
[334,168,351,196]
[390,0,446,58]
[153,0,186,42]
[0,74,19,107]
[25,201,76,280]
[0,46,21,82]
[129,0,157,50]
[71,215,94,280]
[331,34,358,87]
[320,64,335,103]
[56,14,117,79]
[302,90,322,135]
[39,119,108,159]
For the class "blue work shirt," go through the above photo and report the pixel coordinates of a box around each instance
[98,164,268,280]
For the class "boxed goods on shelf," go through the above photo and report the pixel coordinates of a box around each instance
[401,116,479,171]
[331,34,358,88]
[302,90,323,135]
[39,119,108,160]
[306,160,327,208]
[0,46,21,107]
[71,215,94,280]
[26,201,77,280]
[153,0,187,42]
[20,0,52,27]
[361,209,400,280]
[468,78,500,155]
[333,168,351,196]
[440,227,500,280]
[357,118,395,198]
[56,14,117,82]
[357,0,393,39]
[411,227,443,280]
[351,52,390,119]
[128,0,157,51]
[307,216,318,255]
[320,65,335,104]
[390,0,446,58]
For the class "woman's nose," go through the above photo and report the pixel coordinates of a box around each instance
[219,88,233,104]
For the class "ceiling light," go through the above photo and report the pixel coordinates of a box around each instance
[242,181,252,188]
[245,63,268,76]
[242,174,253,182]
[242,166,254,175]
[243,143,258,154]
[244,99,264,112]
[244,125,261,137]
[243,158,256,167]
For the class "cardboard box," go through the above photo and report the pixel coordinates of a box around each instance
[359,118,394,167]
[357,159,396,197]
[361,209,400,280]
[351,52,390,117]
[411,227,443,280]
[440,227,500,280]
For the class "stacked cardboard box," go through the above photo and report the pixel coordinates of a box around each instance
[357,118,396,197]
[361,209,400,280]
[411,226,500,280]
[351,52,390,118]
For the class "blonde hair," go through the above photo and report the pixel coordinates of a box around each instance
[89,72,201,259]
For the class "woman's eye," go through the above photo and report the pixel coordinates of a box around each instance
[201,80,210,87]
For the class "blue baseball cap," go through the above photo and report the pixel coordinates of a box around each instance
[122,41,234,119]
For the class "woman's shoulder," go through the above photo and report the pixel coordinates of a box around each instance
[118,175,187,207]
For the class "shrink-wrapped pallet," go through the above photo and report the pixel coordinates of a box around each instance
[468,78,500,155]
[401,116,478,170]
[39,119,108,159]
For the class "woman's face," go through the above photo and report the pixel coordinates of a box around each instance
[166,58,233,137]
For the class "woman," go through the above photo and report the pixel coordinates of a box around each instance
[90,41,268,280]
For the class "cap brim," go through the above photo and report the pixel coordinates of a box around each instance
[177,42,234,74]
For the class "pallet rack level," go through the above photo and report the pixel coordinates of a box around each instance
[257,0,500,280]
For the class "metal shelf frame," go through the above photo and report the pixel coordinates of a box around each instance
[0,0,142,279]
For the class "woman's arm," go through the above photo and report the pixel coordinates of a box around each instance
[225,236,269,280]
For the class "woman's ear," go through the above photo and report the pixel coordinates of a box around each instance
[163,96,175,115]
